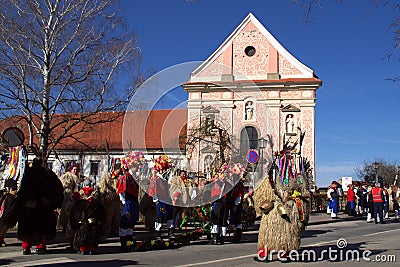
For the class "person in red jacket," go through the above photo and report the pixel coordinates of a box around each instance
[371,182,384,224]
[346,184,356,216]
[116,166,140,251]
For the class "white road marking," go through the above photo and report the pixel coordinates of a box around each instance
[362,228,400,237]
[176,254,254,267]
[6,257,76,266]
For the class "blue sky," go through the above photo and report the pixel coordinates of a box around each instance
[122,0,400,187]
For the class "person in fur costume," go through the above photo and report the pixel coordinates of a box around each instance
[254,169,310,262]
[69,190,106,255]
[168,170,193,229]
[16,158,64,255]
[97,167,121,236]
[58,165,80,232]
[0,179,18,247]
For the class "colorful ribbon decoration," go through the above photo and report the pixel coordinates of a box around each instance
[2,145,25,181]
[275,150,307,185]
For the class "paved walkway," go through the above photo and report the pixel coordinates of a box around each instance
[2,212,361,248]
[307,211,364,225]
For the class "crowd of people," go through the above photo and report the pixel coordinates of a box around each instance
[326,180,399,223]
[0,157,256,255]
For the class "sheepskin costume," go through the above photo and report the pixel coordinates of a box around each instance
[58,169,80,230]
[254,172,310,258]
[96,173,121,235]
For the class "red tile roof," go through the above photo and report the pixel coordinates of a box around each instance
[0,110,188,152]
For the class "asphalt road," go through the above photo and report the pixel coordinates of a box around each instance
[1,218,399,266]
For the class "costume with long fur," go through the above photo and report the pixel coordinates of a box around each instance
[97,172,120,235]
[58,171,79,229]
[70,197,106,254]
[168,172,193,228]
[16,164,64,246]
[254,173,310,257]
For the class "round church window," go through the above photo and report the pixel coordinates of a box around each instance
[245,46,256,57]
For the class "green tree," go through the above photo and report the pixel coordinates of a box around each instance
[0,0,142,163]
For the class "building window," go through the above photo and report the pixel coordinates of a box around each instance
[90,161,99,178]
[240,126,259,155]
[245,46,256,57]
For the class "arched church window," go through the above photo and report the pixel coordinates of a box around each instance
[240,126,259,156]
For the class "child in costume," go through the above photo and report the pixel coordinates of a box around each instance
[69,189,106,255]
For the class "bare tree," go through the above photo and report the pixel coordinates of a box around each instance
[354,158,399,185]
[0,0,142,163]
[292,0,400,80]
[185,117,233,173]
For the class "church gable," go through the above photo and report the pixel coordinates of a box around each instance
[191,13,314,83]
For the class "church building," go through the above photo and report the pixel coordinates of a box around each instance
[183,13,322,187]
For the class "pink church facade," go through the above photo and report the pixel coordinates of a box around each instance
[183,13,322,187]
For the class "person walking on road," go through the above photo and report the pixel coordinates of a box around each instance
[326,185,333,214]
[382,184,390,219]
[97,167,121,236]
[391,185,399,222]
[116,166,140,251]
[329,181,340,219]
[58,165,80,232]
[16,158,64,255]
[371,182,385,224]
[346,184,356,216]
